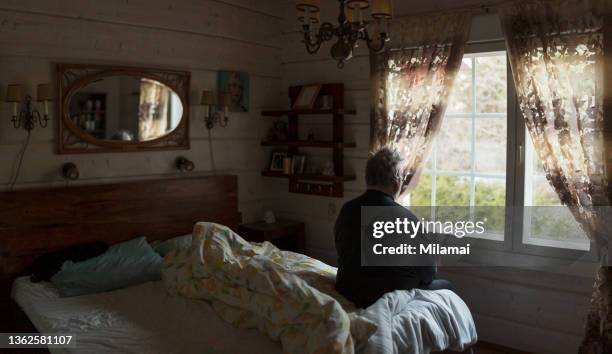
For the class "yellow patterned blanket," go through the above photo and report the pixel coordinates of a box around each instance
[161,222,376,354]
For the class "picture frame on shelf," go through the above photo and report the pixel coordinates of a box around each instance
[292,84,321,109]
[269,151,288,172]
[291,155,306,174]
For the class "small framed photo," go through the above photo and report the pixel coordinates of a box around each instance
[269,151,287,172]
[291,155,306,174]
[293,84,322,109]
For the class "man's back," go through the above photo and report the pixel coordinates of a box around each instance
[334,189,433,308]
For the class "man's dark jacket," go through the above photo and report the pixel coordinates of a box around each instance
[334,189,435,308]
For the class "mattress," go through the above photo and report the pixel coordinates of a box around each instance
[11,276,282,354]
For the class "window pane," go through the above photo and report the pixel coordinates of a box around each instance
[410,174,432,206]
[474,178,506,206]
[532,177,560,206]
[476,54,507,113]
[475,118,507,174]
[447,58,473,114]
[523,137,590,250]
[474,178,506,236]
[434,175,470,206]
[436,118,472,172]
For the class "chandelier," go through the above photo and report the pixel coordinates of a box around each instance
[296,0,393,68]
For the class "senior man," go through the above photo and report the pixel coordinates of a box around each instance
[334,147,451,308]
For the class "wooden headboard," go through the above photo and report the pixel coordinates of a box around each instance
[0,175,241,282]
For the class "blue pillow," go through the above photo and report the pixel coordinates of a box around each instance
[50,236,162,297]
[151,234,192,257]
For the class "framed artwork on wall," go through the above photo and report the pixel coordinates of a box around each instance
[217,70,249,112]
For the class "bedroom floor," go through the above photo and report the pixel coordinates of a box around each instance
[473,341,530,354]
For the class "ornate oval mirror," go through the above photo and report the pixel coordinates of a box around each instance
[58,64,190,153]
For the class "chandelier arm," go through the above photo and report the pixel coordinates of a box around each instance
[363,26,388,53]
[302,22,335,54]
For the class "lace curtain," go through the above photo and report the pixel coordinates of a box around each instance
[138,79,170,141]
[370,12,471,197]
[499,0,611,351]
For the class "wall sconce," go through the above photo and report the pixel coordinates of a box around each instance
[175,156,195,172]
[61,162,80,180]
[200,90,231,129]
[6,83,53,131]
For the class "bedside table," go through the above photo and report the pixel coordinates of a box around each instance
[238,219,306,253]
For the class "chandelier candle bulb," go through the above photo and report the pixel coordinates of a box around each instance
[345,7,355,22]
[37,83,53,116]
[219,93,231,116]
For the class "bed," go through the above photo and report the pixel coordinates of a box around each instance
[0,176,241,335]
[11,276,282,354]
[1,176,476,353]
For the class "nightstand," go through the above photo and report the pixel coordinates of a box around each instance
[238,219,306,253]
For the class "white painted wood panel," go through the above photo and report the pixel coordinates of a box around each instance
[0,0,282,223]
[0,0,282,47]
[0,11,280,77]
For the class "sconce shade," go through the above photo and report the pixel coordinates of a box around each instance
[218,93,232,108]
[200,90,216,105]
[346,0,369,10]
[6,84,22,102]
[37,83,54,102]
[371,0,393,19]
[296,0,320,12]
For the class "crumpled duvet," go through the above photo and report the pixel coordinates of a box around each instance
[162,222,477,354]
[161,222,376,354]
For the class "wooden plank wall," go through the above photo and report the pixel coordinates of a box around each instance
[0,0,283,222]
[266,2,595,353]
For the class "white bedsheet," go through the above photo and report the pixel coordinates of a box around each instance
[11,276,282,354]
[12,276,476,354]
[361,289,477,354]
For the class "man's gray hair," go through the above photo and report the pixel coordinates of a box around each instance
[365,147,403,188]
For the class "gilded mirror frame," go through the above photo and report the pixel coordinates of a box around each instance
[57,63,190,154]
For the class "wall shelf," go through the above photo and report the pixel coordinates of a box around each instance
[261,83,354,198]
[261,171,356,182]
[261,140,356,148]
[261,108,356,116]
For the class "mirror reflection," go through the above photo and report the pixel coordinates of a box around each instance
[68,76,183,142]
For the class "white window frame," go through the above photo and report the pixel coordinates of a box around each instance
[407,38,598,264]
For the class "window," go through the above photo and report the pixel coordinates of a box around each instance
[406,51,508,241]
[403,45,590,253]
